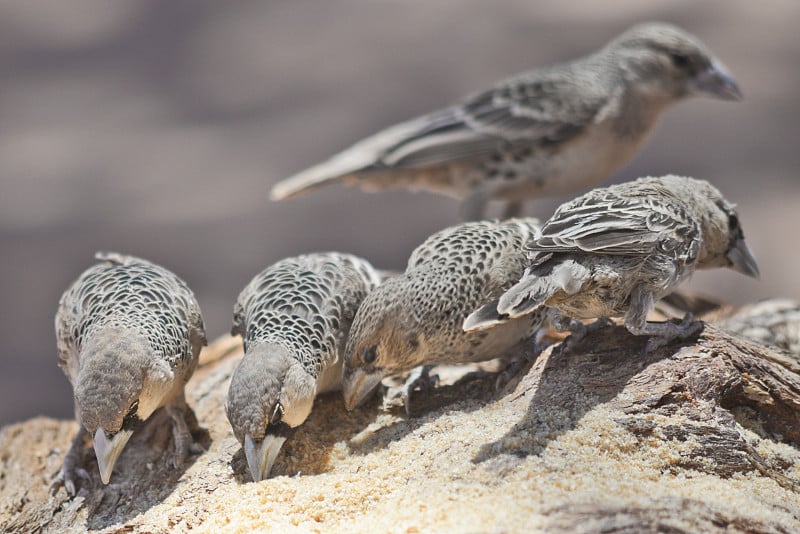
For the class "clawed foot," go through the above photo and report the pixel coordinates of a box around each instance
[642,314,703,354]
[400,365,439,417]
[166,405,205,468]
[51,427,93,497]
[552,314,614,352]
[50,465,91,497]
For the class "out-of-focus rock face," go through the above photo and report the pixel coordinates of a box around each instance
[2,300,800,533]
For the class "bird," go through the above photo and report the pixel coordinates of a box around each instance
[270,22,742,220]
[464,175,760,353]
[342,219,546,412]
[226,252,383,482]
[54,252,206,495]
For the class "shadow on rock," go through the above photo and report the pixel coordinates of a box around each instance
[346,365,503,457]
[47,406,211,531]
[472,323,700,465]
[228,390,377,481]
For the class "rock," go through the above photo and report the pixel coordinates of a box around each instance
[2,300,800,533]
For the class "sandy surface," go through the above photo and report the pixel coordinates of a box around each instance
[2,303,800,532]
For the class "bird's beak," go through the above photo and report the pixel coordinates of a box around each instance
[93,428,133,484]
[727,239,760,279]
[342,368,382,411]
[689,59,742,101]
[244,433,286,482]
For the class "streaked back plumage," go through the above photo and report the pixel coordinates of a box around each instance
[55,252,206,389]
[232,252,383,380]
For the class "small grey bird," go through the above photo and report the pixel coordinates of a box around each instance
[226,252,383,482]
[342,219,546,411]
[464,176,760,352]
[55,253,206,495]
[271,22,741,220]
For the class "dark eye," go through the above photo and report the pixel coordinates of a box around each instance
[361,346,378,365]
[669,52,690,68]
[728,214,740,231]
[125,400,139,420]
[270,402,284,425]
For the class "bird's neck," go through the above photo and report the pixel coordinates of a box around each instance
[612,85,671,141]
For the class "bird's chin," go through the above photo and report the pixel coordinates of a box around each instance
[93,428,134,484]
[244,433,286,482]
[343,369,383,411]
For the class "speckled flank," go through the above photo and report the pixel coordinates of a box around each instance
[56,253,206,383]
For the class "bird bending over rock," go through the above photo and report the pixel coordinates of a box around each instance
[343,219,546,411]
[54,252,206,495]
[271,22,741,220]
[226,252,383,481]
[465,175,759,353]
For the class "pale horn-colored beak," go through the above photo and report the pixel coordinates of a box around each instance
[689,59,742,101]
[93,428,133,484]
[342,368,383,411]
[244,433,286,482]
[727,239,760,279]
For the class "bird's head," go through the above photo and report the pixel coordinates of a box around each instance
[75,328,174,484]
[342,276,427,411]
[661,175,759,279]
[609,22,741,102]
[226,342,315,482]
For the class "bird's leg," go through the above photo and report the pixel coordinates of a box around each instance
[460,189,492,221]
[52,426,92,496]
[625,287,702,353]
[165,394,204,469]
[550,310,587,349]
[400,365,439,417]
[495,332,546,391]
[501,201,525,220]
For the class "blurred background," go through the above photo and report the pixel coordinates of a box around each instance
[1,0,798,425]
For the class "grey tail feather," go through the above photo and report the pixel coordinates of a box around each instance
[270,117,428,201]
[270,161,359,201]
[496,277,558,319]
[462,299,506,332]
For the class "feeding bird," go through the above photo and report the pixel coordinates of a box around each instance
[342,219,546,411]
[54,252,206,495]
[226,252,383,481]
[271,22,742,220]
[464,175,759,352]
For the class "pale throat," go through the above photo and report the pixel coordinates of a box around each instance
[137,370,178,420]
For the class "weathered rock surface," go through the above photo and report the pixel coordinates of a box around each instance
[2,299,799,533]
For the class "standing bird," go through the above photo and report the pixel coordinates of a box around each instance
[226,253,383,482]
[464,176,760,352]
[55,253,206,495]
[270,22,742,220]
[342,219,545,411]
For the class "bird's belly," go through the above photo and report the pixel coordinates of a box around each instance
[450,315,538,364]
[548,266,632,320]
[492,124,648,201]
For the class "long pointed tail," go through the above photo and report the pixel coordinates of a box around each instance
[270,119,427,201]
